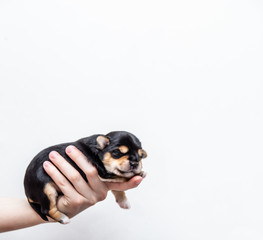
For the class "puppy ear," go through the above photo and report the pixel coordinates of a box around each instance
[96,136,110,150]
[139,149,147,158]
[141,149,147,158]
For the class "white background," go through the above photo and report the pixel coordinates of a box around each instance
[0,0,263,239]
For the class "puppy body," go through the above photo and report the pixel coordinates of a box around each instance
[24,131,147,224]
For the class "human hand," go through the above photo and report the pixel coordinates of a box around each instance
[43,145,143,220]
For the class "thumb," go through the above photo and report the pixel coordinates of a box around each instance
[106,176,143,191]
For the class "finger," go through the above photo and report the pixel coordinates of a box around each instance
[48,151,93,198]
[44,160,97,216]
[65,145,108,192]
[43,161,77,197]
[106,176,143,191]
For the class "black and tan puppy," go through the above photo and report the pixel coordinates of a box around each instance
[24,131,147,224]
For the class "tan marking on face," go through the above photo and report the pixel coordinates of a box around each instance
[102,152,142,178]
[102,153,129,169]
[102,152,130,174]
[102,152,115,172]
[138,149,147,158]
[104,152,111,161]
[116,155,130,165]
[119,145,129,154]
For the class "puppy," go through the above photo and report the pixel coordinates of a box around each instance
[24,131,147,224]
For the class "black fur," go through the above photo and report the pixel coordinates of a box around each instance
[24,131,144,221]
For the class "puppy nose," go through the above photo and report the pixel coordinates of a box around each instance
[130,161,138,169]
[129,155,138,162]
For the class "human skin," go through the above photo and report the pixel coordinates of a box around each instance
[0,145,143,233]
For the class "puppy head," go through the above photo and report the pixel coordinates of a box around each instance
[97,131,147,178]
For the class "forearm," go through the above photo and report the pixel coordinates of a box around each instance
[0,198,48,233]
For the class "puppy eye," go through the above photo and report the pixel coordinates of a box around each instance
[111,149,122,158]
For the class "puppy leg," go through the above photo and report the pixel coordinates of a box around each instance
[43,183,70,224]
[111,190,131,209]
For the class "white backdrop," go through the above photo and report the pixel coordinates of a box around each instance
[1,0,263,239]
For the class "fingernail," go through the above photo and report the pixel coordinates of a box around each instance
[43,161,51,168]
[135,177,143,186]
[49,151,58,159]
[66,145,74,154]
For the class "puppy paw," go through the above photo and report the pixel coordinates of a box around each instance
[139,171,147,179]
[118,199,131,209]
[58,214,70,224]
